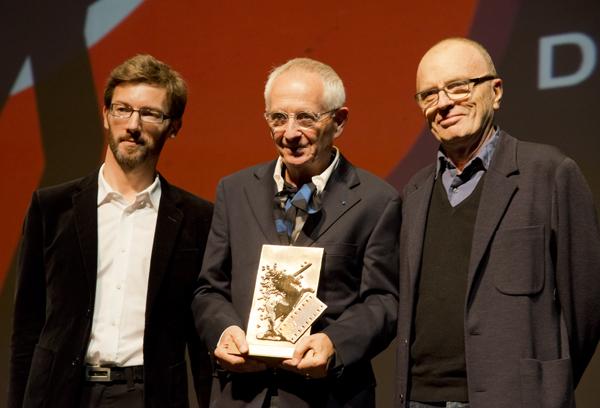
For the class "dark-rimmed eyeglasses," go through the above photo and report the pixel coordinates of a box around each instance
[264,109,338,130]
[109,103,171,124]
[415,75,497,109]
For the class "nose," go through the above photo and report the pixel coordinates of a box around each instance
[436,89,454,110]
[281,117,302,138]
[126,110,142,130]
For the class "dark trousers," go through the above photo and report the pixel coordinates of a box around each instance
[80,382,144,408]
[410,402,470,408]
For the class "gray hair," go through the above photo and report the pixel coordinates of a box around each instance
[264,57,346,110]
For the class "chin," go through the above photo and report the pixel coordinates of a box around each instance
[282,158,309,169]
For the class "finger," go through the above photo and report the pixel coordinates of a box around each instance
[290,338,312,365]
[230,328,249,354]
[214,345,247,367]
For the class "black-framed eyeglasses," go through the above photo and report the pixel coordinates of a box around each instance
[415,75,497,109]
[109,103,171,124]
[264,108,338,130]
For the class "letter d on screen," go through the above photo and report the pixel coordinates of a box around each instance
[539,32,597,89]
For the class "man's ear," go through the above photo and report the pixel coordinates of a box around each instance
[492,78,503,110]
[168,118,182,138]
[332,107,349,139]
[102,106,110,130]
[333,107,349,126]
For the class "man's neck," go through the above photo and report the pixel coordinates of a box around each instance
[103,157,157,202]
[443,127,495,172]
[284,159,330,187]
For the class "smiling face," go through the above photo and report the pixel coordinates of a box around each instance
[103,83,178,171]
[416,40,503,158]
[266,70,347,185]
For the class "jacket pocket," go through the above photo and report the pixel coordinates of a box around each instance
[23,345,55,407]
[519,357,574,408]
[492,225,545,295]
[319,243,360,303]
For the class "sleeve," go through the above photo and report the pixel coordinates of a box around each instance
[192,179,244,351]
[322,194,401,372]
[186,310,213,408]
[187,201,214,407]
[553,157,600,386]
[8,191,46,408]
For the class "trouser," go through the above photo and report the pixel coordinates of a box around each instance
[410,401,470,408]
[80,381,144,408]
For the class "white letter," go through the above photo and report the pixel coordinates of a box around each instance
[539,32,597,89]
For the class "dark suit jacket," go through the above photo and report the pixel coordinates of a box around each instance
[192,155,401,407]
[395,131,600,407]
[9,170,214,408]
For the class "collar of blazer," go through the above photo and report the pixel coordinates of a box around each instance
[70,169,184,318]
[403,130,520,304]
[246,154,362,246]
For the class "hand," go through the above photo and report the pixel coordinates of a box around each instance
[281,333,335,379]
[213,325,267,373]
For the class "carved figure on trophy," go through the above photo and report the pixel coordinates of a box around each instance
[256,261,313,341]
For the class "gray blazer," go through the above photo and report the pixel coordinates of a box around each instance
[193,155,401,407]
[395,131,600,407]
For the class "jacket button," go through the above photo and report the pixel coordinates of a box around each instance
[72,357,81,366]
[400,393,405,403]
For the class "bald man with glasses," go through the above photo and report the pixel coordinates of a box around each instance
[394,37,600,407]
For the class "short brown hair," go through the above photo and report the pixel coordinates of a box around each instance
[103,54,187,119]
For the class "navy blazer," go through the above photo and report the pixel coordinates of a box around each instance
[193,155,401,407]
[9,170,213,408]
[395,131,600,407]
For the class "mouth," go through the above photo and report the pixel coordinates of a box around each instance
[283,144,307,155]
[438,114,464,128]
[119,136,144,146]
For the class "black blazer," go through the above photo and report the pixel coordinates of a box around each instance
[395,131,600,407]
[193,155,401,407]
[9,170,213,408]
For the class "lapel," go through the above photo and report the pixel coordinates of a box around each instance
[72,171,100,297]
[403,164,436,288]
[466,131,519,305]
[243,161,281,243]
[295,155,361,246]
[145,175,184,320]
[243,156,362,247]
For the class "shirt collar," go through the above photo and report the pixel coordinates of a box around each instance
[273,146,340,194]
[97,163,162,210]
[435,127,501,178]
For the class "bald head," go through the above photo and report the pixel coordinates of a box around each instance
[417,38,497,92]
[414,38,503,167]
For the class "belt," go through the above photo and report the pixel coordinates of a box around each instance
[411,402,469,408]
[84,365,144,383]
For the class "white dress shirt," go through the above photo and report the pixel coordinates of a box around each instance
[85,164,161,366]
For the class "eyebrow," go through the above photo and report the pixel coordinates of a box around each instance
[112,101,165,111]
[418,77,470,92]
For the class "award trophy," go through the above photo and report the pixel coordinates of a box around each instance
[246,244,326,359]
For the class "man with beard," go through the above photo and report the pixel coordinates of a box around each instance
[9,54,213,408]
